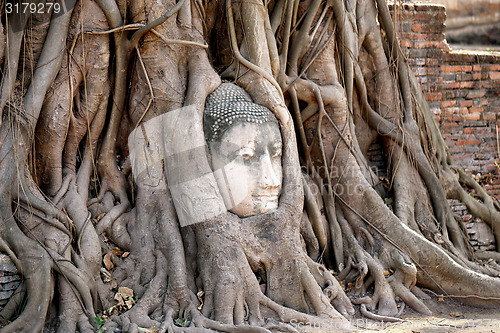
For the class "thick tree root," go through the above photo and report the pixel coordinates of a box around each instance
[1,0,500,332]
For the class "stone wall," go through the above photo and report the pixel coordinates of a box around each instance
[0,254,21,311]
[390,2,500,197]
[429,0,500,45]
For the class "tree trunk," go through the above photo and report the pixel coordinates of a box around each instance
[0,0,498,332]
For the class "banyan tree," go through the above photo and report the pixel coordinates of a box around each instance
[0,0,498,332]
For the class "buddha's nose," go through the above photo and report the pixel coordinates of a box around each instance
[259,153,280,189]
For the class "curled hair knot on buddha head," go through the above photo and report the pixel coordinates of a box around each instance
[204,83,279,144]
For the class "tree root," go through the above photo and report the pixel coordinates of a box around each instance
[2,1,500,332]
[359,304,402,323]
[0,219,54,333]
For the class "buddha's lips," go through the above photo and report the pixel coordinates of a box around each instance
[252,194,279,201]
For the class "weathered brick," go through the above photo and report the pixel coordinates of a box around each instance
[411,58,427,66]
[408,48,443,58]
[425,92,442,101]
[473,99,489,107]
[411,23,445,34]
[488,64,500,71]
[442,82,460,89]
[443,107,460,115]
[456,73,473,81]
[481,80,500,89]
[451,115,464,122]
[464,128,475,134]
[414,40,444,49]
[411,24,423,33]
[467,89,487,99]
[442,65,461,73]
[469,107,484,114]
[464,120,488,127]
[426,67,441,75]
[483,113,497,121]
[441,100,456,108]
[490,72,500,80]
[462,65,473,72]
[413,12,433,21]
[459,81,475,89]
[459,100,473,107]
[465,113,481,121]
[472,73,487,80]
[426,58,441,66]
[442,90,468,99]
[414,67,427,76]
[400,40,412,48]
[443,74,456,81]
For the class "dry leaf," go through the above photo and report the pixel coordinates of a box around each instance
[450,312,462,317]
[438,295,444,302]
[111,248,122,256]
[118,286,134,298]
[197,290,204,310]
[103,252,114,270]
[100,268,112,282]
[122,252,130,258]
[383,270,391,276]
[107,305,120,316]
[138,327,159,333]
[114,293,123,303]
[125,299,134,309]
[95,213,106,223]
[100,268,117,289]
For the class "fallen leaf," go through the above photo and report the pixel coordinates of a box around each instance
[122,252,130,258]
[125,299,134,309]
[107,305,120,316]
[197,290,204,310]
[118,286,134,299]
[450,312,462,317]
[383,270,391,276]
[138,327,159,333]
[111,248,122,256]
[100,268,112,282]
[95,213,106,223]
[114,293,123,303]
[438,295,444,302]
[103,252,114,270]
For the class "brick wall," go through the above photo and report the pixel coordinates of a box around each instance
[389,3,500,198]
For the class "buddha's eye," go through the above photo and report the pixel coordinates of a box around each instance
[238,148,255,160]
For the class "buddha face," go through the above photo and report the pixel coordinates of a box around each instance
[209,122,283,217]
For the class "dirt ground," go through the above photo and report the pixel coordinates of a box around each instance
[300,290,500,332]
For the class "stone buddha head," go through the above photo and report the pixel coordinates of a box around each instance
[204,83,283,218]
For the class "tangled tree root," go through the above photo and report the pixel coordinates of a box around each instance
[0,0,499,332]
